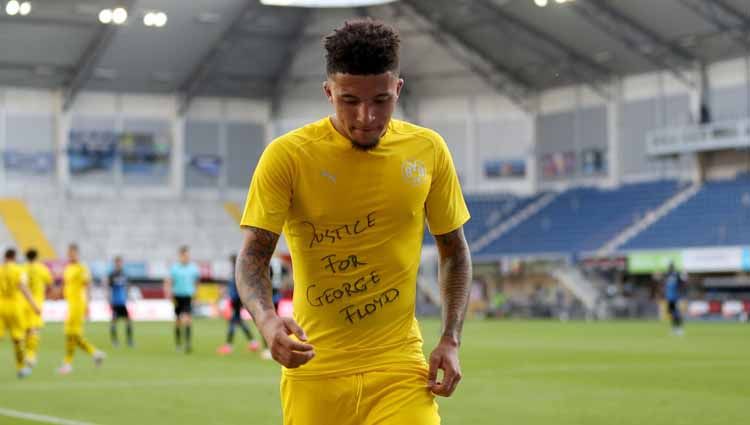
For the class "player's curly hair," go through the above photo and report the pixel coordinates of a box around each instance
[324,18,400,76]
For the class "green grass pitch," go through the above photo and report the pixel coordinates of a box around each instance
[0,319,748,425]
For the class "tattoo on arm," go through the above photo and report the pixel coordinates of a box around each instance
[434,227,472,344]
[236,226,280,324]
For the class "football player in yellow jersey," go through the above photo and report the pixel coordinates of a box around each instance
[58,244,105,375]
[22,249,53,367]
[0,248,40,378]
[236,19,472,425]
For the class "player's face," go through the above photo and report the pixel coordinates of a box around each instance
[68,248,78,262]
[324,71,403,150]
[179,251,189,263]
[115,258,123,269]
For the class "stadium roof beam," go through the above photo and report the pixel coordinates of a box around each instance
[678,0,750,51]
[472,0,613,100]
[570,0,698,88]
[270,10,314,117]
[397,0,533,111]
[62,0,135,111]
[178,1,262,116]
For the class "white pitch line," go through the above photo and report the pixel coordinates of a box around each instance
[0,407,97,425]
[0,376,276,392]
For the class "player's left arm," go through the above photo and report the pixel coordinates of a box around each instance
[44,266,53,287]
[20,284,41,315]
[428,226,472,397]
[19,274,40,315]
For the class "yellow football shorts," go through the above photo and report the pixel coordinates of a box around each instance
[280,367,440,425]
[0,303,26,340]
[64,303,86,336]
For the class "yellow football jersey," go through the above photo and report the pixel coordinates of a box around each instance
[0,262,25,302]
[241,117,470,378]
[0,262,27,340]
[25,262,52,305]
[63,262,90,305]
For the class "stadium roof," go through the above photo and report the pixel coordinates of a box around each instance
[1,0,748,112]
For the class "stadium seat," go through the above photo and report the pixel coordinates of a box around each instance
[623,174,750,249]
[423,193,541,245]
[21,196,243,263]
[475,181,683,256]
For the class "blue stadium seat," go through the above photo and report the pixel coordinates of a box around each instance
[623,175,750,249]
[422,193,541,245]
[475,181,683,256]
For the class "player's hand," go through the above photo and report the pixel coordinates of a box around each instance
[427,336,462,397]
[259,316,315,368]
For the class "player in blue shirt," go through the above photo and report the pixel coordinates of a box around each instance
[164,246,200,353]
[108,256,133,347]
[664,263,685,336]
[217,254,264,356]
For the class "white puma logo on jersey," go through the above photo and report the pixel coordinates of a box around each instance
[321,170,336,183]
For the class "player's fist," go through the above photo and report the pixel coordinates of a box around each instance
[427,336,463,397]
[259,316,315,368]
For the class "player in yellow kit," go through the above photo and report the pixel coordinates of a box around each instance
[235,19,472,425]
[0,248,40,378]
[58,244,105,375]
[22,249,53,367]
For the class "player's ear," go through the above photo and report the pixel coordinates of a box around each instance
[323,80,334,104]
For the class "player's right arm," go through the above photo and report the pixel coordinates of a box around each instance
[163,271,172,300]
[236,227,314,368]
[237,138,313,368]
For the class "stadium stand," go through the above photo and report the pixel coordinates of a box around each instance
[474,181,685,256]
[0,198,57,259]
[423,193,541,245]
[622,174,750,249]
[10,175,747,263]
[22,197,241,263]
[0,221,14,249]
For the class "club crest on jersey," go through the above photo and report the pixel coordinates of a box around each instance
[401,159,426,186]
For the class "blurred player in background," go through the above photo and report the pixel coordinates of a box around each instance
[108,256,134,348]
[164,245,200,354]
[664,262,686,336]
[58,244,105,375]
[0,248,40,378]
[217,254,264,356]
[22,248,52,367]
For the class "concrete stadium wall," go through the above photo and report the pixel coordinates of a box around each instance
[0,89,269,202]
[1,56,749,199]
